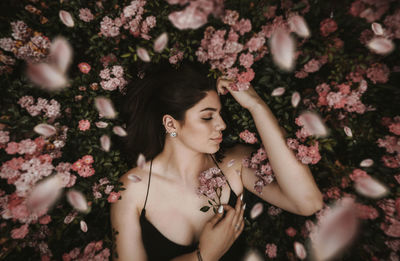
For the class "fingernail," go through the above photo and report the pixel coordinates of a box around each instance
[240,194,243,201]
[218,205,224,214]
[242,203,246,210]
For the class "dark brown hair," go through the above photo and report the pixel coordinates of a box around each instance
[118,60,225,167]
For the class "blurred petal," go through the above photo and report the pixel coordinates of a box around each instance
[250,202,263,219]
[50,37,73,74]
[288,15,310,38]
[34,123,57,137]
[128,174,142,182]
[294,242,307,260]
[168,5,207,30]
[59,10,75,27]
[271,87,285,96]
[311,197,359,261]
[291,91,301,107]
[154,33,168,53]
[66,190,89,213]
[94,97,116,119]
[137,153,146,169]
[371,23,383,36]
[367,37,395,55]
[27,63,67,90]
[100,135,111,152]
[80,220,88,232]
[270,28,295,71]
[95,121,108,128]
[27,175,63,212]
[343,126,353,137]
[299,111,329,137]
[227,159,235,168]
[360,159,374,167]
[242,249,263,261]
[354,176,388,199]
[137,47,151,62]
[113,126,127,136]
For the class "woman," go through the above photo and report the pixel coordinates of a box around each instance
[111,61,323,261]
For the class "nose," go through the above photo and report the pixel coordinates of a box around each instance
[216,116,226,131]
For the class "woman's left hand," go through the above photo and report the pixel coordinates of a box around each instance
[216,77,263,111]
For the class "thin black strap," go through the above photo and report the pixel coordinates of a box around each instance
[209,154,233,190]
[142,158,153,212]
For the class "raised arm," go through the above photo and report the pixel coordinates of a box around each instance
[217,79,323,216]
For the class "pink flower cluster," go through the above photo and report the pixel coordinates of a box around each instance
[315,80,371,114]
[265,243,277,258]
[239,129,258,144]
[319,18,338,37]
[286,138,321,165]
[242,146,275,194]
[71,155,95,178]
[323,186,342,200]
[62,240,110,261]
[384,9,400,40]
[366,63,390,84]
[17,96,61,119]
[377,198,400,238]
[198,167,226,201]
[267,205,282,216]
[78,8,94,23]
[0,21,50,63]
[168,44,184,65]
[349,0,391,23]
[355,203,379,220]
[377,116,400,169]
[295,55,328,79]
[99,65,127,92]
[100,0,156,40]
[91,177,120,202]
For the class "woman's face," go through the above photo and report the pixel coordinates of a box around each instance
[176,90,227,154]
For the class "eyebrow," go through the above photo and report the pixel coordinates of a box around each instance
[199,107,220,112]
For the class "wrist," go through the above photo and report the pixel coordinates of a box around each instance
[247,98,266,113]
[196,246,216,261]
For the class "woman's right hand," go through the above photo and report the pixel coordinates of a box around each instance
[198,195,245,261]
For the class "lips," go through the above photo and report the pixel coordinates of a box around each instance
[211,136,223,142]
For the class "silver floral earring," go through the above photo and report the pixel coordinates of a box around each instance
[170,132,177,137]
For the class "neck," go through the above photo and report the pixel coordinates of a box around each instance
[153,138,215,185]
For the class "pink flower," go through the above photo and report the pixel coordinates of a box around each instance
[78,119,90,131]
[349,169,369,182]
[78,164,95,178]
[78,62,91,74]
[320,18,338,37]
[286,227,297,237]
[389,122,400,135]
[79,8,94,22]
[107,192,120,203]
[237,68,255,83]
[232,18,252,36]
[265,243,277,258]
[39,215,52,224]
[355,203,379,220]
[303,59,321,73]
[366,63,390,84]
[239,130,258,144]
[71,159,84,171]
[5,142,19,154]
[239,53,254,69]
[11,224,29,239]
[82,155,94,165]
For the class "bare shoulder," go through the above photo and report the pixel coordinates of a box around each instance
[216,144,256,195]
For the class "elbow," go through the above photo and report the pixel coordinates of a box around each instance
[298,194,324,216]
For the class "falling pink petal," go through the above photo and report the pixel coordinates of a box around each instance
[50,37,73,74]
[137,153,146,169]
[291,92,301,107]
[168,5,207,30]
[34,123,57,137]
[154,33,168,53]
[269,28,295,71]
[27,175,63,212]
[250,203,264,219]
[94,97,116,119]
[367,37,395,55]
[80,220,88,232]
[311,197,359,261]
[100,135,111,152]
[128,174,142,182]
[371,23,383,36]
[95,121,108,128]
[288,15,310,38]
[66,190,88,213]
[343,126,353,137]
[354,176,388,199]
[360,159,374,167]
[59,10,75,27]
[271,87,285,96]
[113,126,127,137]
[294,242,307,260]
[299,111,329,137]
[137,47,151,62]
[242,249,264,261]
[227,159,235,168]
[27,63,67,90]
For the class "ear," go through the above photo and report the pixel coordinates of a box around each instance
[162,114,179,133]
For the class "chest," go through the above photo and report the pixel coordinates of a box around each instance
[142,179,235,246]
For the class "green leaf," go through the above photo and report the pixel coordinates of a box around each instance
[200,206,210,212]
[121,53,131,58]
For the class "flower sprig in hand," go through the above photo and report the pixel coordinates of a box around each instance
[197,167,227,213]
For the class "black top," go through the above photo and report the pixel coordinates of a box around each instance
[139,154,248,261]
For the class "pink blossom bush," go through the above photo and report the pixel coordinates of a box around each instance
[198,167,227,209]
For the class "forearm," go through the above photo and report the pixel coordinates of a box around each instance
[248,100,323,213]
[170,248,216,261]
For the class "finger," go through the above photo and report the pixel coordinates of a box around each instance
[232,193,243,226]
[234,220,245,239]
[235,202,245,229]
[218,204,236,224]
[207,205,225,227]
